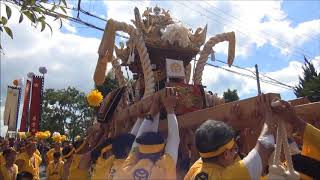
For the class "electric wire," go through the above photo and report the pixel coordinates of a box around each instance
[40,1,297,91]
[175,1,315,60]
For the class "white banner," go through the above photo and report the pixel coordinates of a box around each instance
[3,86,21,131]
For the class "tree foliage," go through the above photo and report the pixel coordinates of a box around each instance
[95,72,119,97]
[0,0,68,49]
[41,87,94,141]
[294,56,320,102]
[223,89,240,103]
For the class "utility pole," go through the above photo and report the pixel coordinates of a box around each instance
[255,64,262,95]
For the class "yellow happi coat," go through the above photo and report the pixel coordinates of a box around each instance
[0,153,5,164]
[46,148,62,163]
[108,159,125,180]
[16,152,42,180]
[299,123,320,180]
[91,155,115,180]
[46,160,64,180]
[184,157,250,180]
[0,164,18,180]
[116,151,176,180]
[68,154,89,180]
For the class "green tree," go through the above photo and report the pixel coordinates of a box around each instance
[41,87,94,141]
[95,71,119,97]
[302,76,320,102]
[223,89,239,103]
[0,0,68,49]
[294,56,320,102]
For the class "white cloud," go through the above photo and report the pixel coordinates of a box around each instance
[104,1,319,58]
[0,3,113,134]
[1,1,319,135]
[102,1,319,99]
[202,56,320,99]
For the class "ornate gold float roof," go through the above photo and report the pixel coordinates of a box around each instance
[115,6,208,65]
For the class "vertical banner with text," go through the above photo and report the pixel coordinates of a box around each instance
[20,80,32,132]
[29,76,44,134]
[4,86,22,131]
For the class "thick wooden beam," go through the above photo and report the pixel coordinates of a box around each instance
[288,97,310,106]
[294,102,320,123]
[159,93,280,130]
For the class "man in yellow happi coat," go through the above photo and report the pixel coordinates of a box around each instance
[108,133,136,179]
[46,151,64,180]
[0,139,9,164]
[15,139,42,180]
[298,122,320,179]
[91,139,115,180]
[68,139,89,180]
[61,145,74,180]
[185,95,278,180]
[46,141,62,164]
[69,122,105,180]
[117,89,180,180]
[108,103,145,180]
[0,148,18,180]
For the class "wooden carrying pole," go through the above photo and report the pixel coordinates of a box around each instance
[158,96,320,131]
[159,93,280,130]
[294,102,320,123]
[121,90,319,131]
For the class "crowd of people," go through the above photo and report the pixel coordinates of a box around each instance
[0,90,319,180]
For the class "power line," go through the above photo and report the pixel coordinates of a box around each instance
[259,72,295,89]
[71,4,296,91]
[175,1,314,60]
[205,62,294,90]
[60,2,315,62]
[229,1,319,43]
[41,2,297,91]
[45,1,316,60]
[191,57,295,90]
[41,1,130,39]
[202,1,319,45]
[212,59,295,89]
[214,59,256,75]
[196,1,316,59]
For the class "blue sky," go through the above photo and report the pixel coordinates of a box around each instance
[0,1,320,135]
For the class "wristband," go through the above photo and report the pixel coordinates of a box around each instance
[258,134,275,149]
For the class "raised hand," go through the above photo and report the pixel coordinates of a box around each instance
[271,99,306,133]
[114,107,130,122]
[141,95,154,115]
[129,102,145,119]
[271,100,296,120]
[149,93,161,116]
[225,104,242,128]
[161,88,178,114]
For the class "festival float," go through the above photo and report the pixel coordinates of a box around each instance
[93,6,320,162]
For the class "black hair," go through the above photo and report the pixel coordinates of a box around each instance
[91,138,113,163]
[53,151,61,158]
[72,139,84,150]
[195,120,235,159]
[112,133,135,159]
[62,145,73,159]
[17,172,33,180]
[2,148,16,157]
[292,154,320,179]
[136,132,164,145]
